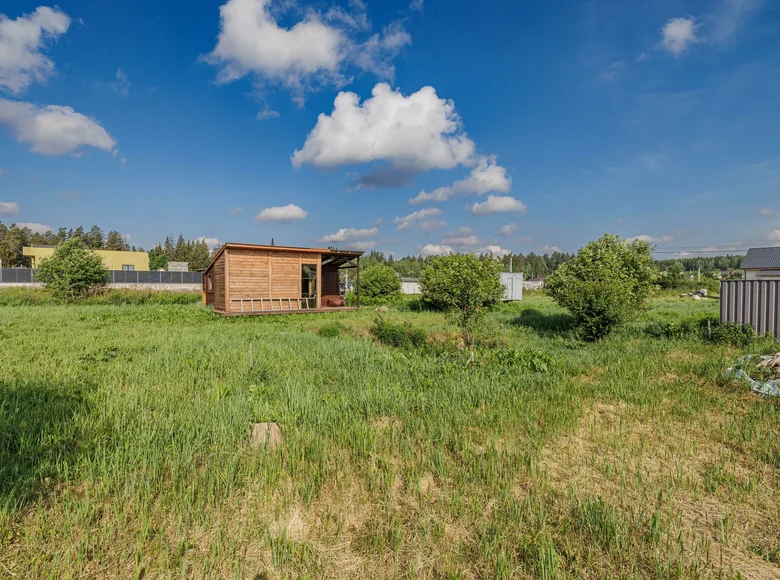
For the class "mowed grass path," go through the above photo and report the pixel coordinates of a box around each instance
[0,295,778,578]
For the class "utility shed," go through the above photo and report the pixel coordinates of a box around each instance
[202,243,363,315]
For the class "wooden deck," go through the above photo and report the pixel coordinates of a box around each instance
[216,307,359,317]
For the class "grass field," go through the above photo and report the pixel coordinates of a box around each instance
[1,291,778,578]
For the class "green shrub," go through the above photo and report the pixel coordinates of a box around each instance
[370,316,427,349]
[34,238,110,300]
[360,265,402,299]
[707,322,757,347]
[317,322,343,338]
[420,254,504,361]
[546,234,656,341]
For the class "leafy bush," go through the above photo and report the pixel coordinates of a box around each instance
[484,349,558,374]
[546,234,656,341]
[35,238,110,300]
[420,254,504,361]
[317,322,343,338]
[360,265,402,299]
[370,316,427,349]
[0,287,202,306]
[644,316,715,340]
[708,322,757,347]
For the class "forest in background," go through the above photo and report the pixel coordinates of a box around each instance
[0,221,747,276]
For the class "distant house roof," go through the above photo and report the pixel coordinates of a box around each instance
[741,247,780,270]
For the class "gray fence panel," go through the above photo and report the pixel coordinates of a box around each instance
[0,268,34,283]
[0,268,201,285]
[721,280,780,339]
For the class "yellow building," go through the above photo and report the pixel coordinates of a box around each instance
[23,246,150,271]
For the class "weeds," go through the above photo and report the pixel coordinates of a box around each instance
[370,315,427,349]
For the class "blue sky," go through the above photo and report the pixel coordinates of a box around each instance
[1,0,779,258]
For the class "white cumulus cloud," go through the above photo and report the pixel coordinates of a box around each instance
[468,195,527,216]
[0,98,117,155]
[347,240,379,251]
[410,156,511,204]
[441,226,479,248]
[536,245,562,253]
[229,206,244,215]
[0,201,19,215]
[198,236,222,248]
[0,6,70,94]
[420,243,453,257]
[625,234,674,244]
[769,230,780,242]
[499,223,516,236]
[255,203,308,223]
[320,227,379,243]
[292,83,475,171]
[14,221,52,234]
[476,245,511,257]
[662,17,699,55]
[394,207,443,231]
[204,0,409,104]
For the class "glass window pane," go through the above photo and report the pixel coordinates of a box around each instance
[301,264,317,298]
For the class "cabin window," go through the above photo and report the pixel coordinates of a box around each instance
[301,264,317,298]
[206,274,213,292]
[122,264,135,271]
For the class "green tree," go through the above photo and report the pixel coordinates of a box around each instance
[148,244,169,271]
[35,238,109,299]
[86,225,105,249]
[546,234,656,341]
[105,231,126,251]
[420,254,504,362]
[361,264,402,299]
[189,240,211,270]
[658,261,685,289]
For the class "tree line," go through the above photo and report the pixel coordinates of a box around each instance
[0,222,212,271]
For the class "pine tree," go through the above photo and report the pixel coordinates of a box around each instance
[105,231,125,251]
[163,235,175,259]
[86,225,105,249]
[174,234,186,262]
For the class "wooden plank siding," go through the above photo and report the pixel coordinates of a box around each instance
[202,243,362,315]
[211,252,226,312]
[225,248,320,312]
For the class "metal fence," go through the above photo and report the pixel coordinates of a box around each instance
[720,280,780,339]
[0,268,202,285]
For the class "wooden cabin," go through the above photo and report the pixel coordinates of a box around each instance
[202,243,363,315]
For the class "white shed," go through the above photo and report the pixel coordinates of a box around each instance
[500,272,523,301]
[401,278,421,294]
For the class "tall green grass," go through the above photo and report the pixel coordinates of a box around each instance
[0,295,777,578]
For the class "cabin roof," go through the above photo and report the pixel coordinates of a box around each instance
[741,247,780,270]
[203,243,363,273]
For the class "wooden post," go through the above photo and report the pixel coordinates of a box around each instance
[316,255,322,310]
[356,256,361,309]
[249,342,254,369]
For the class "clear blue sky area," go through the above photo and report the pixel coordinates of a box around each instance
[1,0,779,257]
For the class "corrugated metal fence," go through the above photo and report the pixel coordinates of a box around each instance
[0,268,202,285]
[720,280,780,338]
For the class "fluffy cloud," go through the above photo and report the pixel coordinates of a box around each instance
[0,201,19,215]
[204,0,409,103]
[499,223,516,236]
[0,6,70,94]
[394,207,443,231]
[769,230,780,242]
[197,236,222,248]
[410,156,511,204]
[441,226,478,248]
[625,234,674,244]
[0,99,117,155]
[468,195,527,216]
[293,83,475,171]
[320,227,379,243]
[536,245,561,253]
[476,245,511,257]
[420,243,453,257]
[255,203,307,222]
[662,17,699,55]
[14,221,52,234]
[229,206,244,215]
[759,208,776,216]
